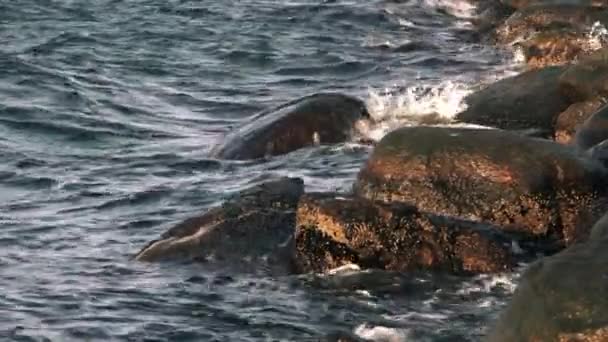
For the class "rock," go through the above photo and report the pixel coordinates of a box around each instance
[456,66,570,136]
[321,331,369,342]
[554,98,606,143]
[354,126,608,247]
[293,193,517,274]
[575,103,608,149]
[587,138,608,167]
[560,47,608,102]
[486,223,608,341]
[134,177,304,273]
[515,29,598,68]
[502,0,608,10]
[210,93,371,160]
[495,6,608,45]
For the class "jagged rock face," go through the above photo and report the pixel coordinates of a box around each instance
[554,98,606,144]
[575,103,608,149]
[354,127,608,247]
[292,193,516,275]
[486,217,608,342]
[134,177,304,273]
[456,66,569,136]
[560,47,608,102]
[209,93,371,160]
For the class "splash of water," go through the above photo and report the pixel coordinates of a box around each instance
[354,324,412,342]
[587,21,608,51]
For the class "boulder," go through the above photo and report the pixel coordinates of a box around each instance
[587,138,608,167]
[293,193,517,274]
[515,29,598,68]
[575,102,608,149]
[495,6,608,45]
[456,66,570,137]
[554,98,606,143]
[210,93,371,160]
[354,127,608,247]
[134,177,304,273]
[560,47,608,102]
[486,218,608,341]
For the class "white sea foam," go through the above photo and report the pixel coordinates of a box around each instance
[354,324,412,342]
[456,271,521,296]
[587,21,608,51]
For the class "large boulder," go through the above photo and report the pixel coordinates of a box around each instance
[575,103,608,149]
[210,93,371,160]
[515,28,599,68]
[560,47,608,102]
[293,193,518,274]
[134,177,304,273]
[354,127,608,247]
[486,218,608,341]
[554,98,606,144]
[456,66,570,136]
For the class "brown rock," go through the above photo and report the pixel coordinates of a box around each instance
[560,47,608,102]
[516,29,598,68]
[354,127,608,247]
[456,66,570,136]
[210,93,371,160]
[495,6,608,45]
[502,0,608,10]
[575,102,608,149]
[486,218,608,341]
[555,98,606,143]
[293,193,515,274]
[134,177,304,273]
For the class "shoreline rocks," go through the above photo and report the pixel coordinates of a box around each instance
[354,126,608,247]
[293,193,518,274]
[209,93,371,160]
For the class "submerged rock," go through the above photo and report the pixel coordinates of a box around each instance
[134,177,304,273]
[575,103,608,149]
[456,66,569,137]
[354,127,608,247]
[293,193,516,274]
[554,98,606,143]
[560,47,608,102]
[487,216,608,342]
[210,93,371,160]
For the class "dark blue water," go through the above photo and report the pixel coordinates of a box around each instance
[1,1,526,340]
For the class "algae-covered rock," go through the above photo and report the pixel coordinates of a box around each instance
[293,193,516,274]
[487,219,608,341]
[134,177,304,273]
[210,93,370,160]
[354,126,608,246]
[554,98,606,144]
[456,66,569,136]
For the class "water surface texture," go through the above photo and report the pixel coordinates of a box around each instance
[1,0,524,340]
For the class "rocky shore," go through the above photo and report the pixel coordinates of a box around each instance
[135,1,608,340]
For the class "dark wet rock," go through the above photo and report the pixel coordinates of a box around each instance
[210,93,371,160]
[456,66,569,136]
[575,103,608,149]
[354,126,608,247]
[293,193,517,275]
[587,138,608,167]
[554,98,606,144]
[487,218,608,341]
[515,28,598,68]
[560,47,608,102]
[502,0,608,10]
[495,6,608,45]
[134,177,304,273]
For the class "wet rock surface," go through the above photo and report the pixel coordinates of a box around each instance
[293,193,518,274]
[210,93,371,160]
[516,29,597,68]
[560,47,608,102]
[134,177,304,273]
[456,66,569,135]
[354,126,608,247]
[575,103,608,149]
[554,98,606,144]
[487,216,608,342]
[501,0,608,10]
